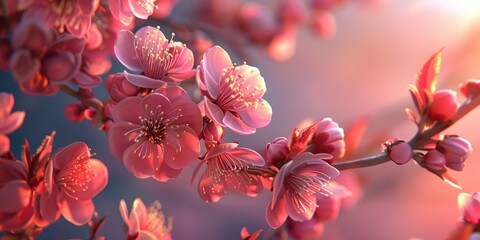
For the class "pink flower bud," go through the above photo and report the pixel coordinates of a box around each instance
[385,139,412,165]
[423,150,446,171]
[278,0,308,25]
[105,73,139,102]
[308,118,345,163]
[310,10,336,39]
[459,79,480,98]
[238,2,278,43]
[458,192,480,224]
[64,103,85,122]
[201,121,224,148]
[437,136,472,171]
[428,89,458,122]
[84,108,96,120]
[103,103,115,119]
[264,137,289,166]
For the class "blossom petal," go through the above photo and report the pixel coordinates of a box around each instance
[112,96,143,123]
[204,143,239,159]
[123,142,157,178]
[38,188,61,224]
[0,180,30,213]
[200,46,232,99]
[58,192,94,226]
[228,147,265,166]
[237,99,272,128]
[162,128,199,170]
[9,50,40,83]
[0,135,9,154]
[204,98,225,127]
[114,30,142,72]
[73,159,108,200]
[0,158,28,181]
[152,161,182,182]
[198,171,226,203]
[108,0,134,25]
[127,0,154,19]
[153,85,190,103]
[0,111,25,135]
[166,99,203,134]
[108,122,139,161]
[265,197,288,229]
[140,93,171,117]
[285,192,317,222]
[124,71,167,88]
[53,142,90,170]
[137,231,158,240]
[223,111,256,135]
[0,205,34,231]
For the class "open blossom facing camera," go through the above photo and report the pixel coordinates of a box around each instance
[114,26,195,88]
[196,46,272,135]
[108,85,202,181]
[266,152,340,229]
[195,143,264,203]
[119,198,172,240]
[35,142,108,226]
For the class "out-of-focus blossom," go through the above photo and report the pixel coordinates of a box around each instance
[0,39,12,70]
[436,135,472,171]
[109,0,157,26]
[108,85,202,181]
[288,217,324,240]
[422,150,446,171]
[238,2,278,44]
[35,142,108,226]
[23,0,99,37]
[197,46,272,135]
[195,143,264,203]
[119,198,172,240]
[264,137,289,168]
[187,31,213,64]
[308,118,345,163]
[0,93,25,154]
[266,152,339,229]
[428,89,458,122]
[105,73,139,102]
[384,139,413,165]
[310,10,336,39]
[0,158,34,231]
[64,102,97,123]
[459,79,480,98]
[114,26,195,88]
[240,227,263,240]
[458,192,480,224]
[200,121,224,148]
[151,0,178,20]
[267,24,297,62]
[9,21,92,94]
[278,0,308,25]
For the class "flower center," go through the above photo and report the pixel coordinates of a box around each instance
[139,116,166,144]
[134,27,191,79]
[215,65,265,111]
[286,173,332,215]
[56,158,97,200]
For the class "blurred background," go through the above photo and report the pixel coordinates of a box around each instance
[4,0,480,239]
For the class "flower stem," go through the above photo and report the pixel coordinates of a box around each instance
[333,153,391,170]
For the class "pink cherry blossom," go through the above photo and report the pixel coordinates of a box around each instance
[23,0,99,37]
[0,93,25,154]
[35,142,108,226]
[109,0,157,26]
[151,0,179,20]
[108,85,202,181]
[119,198,172,240]
[265,152,340,229]
[0,158,34,231]
[428,89,458,122]
[114,26,195,88]
[197,46,272,135]
[436,135,472,171]
[194,143,264,203]
[238,2,278,44]
[458,192,480,224]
